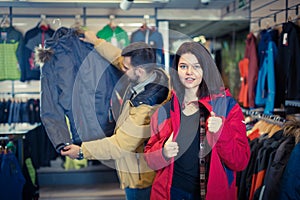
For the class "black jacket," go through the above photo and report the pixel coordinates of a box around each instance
[277,22,300,114]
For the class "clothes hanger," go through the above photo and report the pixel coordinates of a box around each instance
[0,14,10,28]
[71,15,85,33]
[38,14,49,29]
[141,15,150,30]
[108,15,116,29]
[72,15,81,27]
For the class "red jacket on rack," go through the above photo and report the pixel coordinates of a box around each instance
[238,58,249,107]
[244,33,258,108]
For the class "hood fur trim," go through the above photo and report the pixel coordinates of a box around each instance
[284,117,300,144]
[34,46,54,67]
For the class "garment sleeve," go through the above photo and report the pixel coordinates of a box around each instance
[15,30,24,74]
[246,34,258,108]
[82,104,153,160]
[213,102,251,171]
[94,40,125,71]
[264,42,276,114]
[40,62,73,152]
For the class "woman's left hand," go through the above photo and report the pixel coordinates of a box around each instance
[61,144,81,159]
[207,111,223,133]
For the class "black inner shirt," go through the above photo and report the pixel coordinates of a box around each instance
[172,110,200,195]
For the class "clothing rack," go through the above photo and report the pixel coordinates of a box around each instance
[0,80,40,99]
[0,6,157,27]
[285,100,300,108]
[242,108,286,126]
[0,136,9,140]
[0,14,10,28]
[0,123,40,166]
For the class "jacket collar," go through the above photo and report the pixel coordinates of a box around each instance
[132,72,157,97]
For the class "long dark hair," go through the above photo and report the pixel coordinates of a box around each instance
[171,42,224,101]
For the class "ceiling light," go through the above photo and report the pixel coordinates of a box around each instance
[120,0,134,10]
[201,0,210,5]
[179,23,186,27]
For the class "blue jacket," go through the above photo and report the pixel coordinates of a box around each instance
[255,31,277,114]
[39,27,122,152]
[131,27,164,64]
[21,24,54,82]
[279,142,300,199]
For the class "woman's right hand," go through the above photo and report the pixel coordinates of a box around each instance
[163,133,179,159]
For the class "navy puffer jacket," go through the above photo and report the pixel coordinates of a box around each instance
[39,27,123,152]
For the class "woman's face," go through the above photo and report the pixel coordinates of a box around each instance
[177,53,203,90]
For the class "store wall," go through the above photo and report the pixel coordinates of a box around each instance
[0,7,157,98]
[250,0,299,34]
[0,7,156,35]
[220,0,300,100]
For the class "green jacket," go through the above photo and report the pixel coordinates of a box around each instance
[96,24,129,49]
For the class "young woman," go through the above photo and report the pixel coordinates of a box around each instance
[144,42,250,200]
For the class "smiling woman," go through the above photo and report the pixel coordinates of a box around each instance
[144,41,250,200]
[177,53,203,92]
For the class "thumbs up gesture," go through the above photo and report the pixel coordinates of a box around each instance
[163,132,179,159]
[207,111,223,133]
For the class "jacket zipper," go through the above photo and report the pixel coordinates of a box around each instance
[136,152,141,180]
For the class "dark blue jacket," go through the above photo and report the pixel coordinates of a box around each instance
[262,136,295,200]
[39,27,122,152]
[21,24,54,82]
[131,27,164,64]
[0,152,26,200]
[279,142,300,199]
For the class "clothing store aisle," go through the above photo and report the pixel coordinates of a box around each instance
[39,183,126,200]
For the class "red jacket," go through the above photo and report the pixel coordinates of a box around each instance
[244,32,258,108]
[144,90,250,200]
[238,58,249,107]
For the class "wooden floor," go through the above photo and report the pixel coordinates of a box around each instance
[39,183,126,200]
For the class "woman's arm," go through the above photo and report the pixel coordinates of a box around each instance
[214,102,251,171]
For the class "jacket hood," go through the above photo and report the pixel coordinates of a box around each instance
[35,27,83,66]
[284,118,300,144]
[155,67,172,103]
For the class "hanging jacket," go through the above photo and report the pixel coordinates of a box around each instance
[0,26,23,80]
[21,24,54,82]
[0,152,26,200]
[144,89,250,200]
[238,58,249,107]
[96,24,129,49]
[262,135,295,200]
[277,22,300,114]
[249,130,284,200]
[255,30,277,114]
[39,27,122,152]
[131,27,164,64]
[244,33,258,108]
[279,142,300,199]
